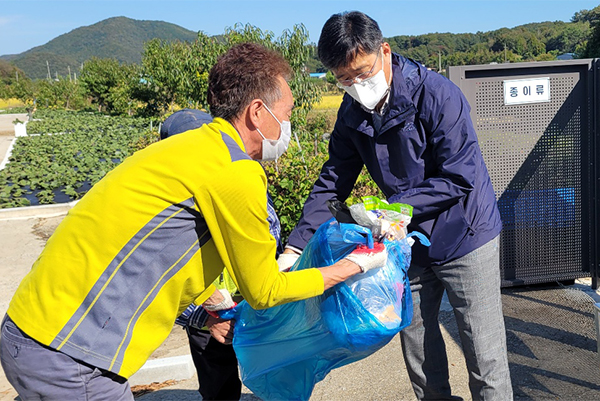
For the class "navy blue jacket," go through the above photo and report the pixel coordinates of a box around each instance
[288,54,502,266]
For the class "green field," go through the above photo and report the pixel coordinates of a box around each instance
[0,110,157,208]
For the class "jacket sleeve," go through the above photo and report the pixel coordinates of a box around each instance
[388,79,479,218]
[196,161,324,310]
[287,121,364,250]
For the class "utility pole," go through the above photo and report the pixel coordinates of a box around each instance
[15,71,18,83]
[68,66,72,82]
[438,51,442,73]
[46,60,51,81]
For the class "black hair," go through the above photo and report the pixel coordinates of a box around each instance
[317,11,383,70]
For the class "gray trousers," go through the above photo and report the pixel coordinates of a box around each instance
[1,315,133,401]
[400,236,513,401]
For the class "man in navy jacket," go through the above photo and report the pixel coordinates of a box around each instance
[283,11,512,401]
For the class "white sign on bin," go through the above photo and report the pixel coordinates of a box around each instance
[503,77,550,105]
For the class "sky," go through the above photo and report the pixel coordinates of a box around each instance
[1,0,599,56]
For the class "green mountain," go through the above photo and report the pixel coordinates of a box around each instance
[309,18,592,72]
[1,16,198,79]
[384,20,591,68]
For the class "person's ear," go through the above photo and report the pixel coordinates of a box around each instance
[382,42,392,57]
[247,99,264,130]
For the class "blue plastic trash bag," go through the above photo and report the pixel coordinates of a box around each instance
[223,218,429,401]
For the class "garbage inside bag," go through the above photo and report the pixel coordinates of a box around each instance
[349,196,413,241]
[222,205,429,401]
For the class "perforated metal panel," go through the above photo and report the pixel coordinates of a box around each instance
[449,60,598,287]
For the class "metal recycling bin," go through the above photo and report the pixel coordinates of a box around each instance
[449,59,599,288]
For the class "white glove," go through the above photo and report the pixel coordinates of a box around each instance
[277,252,300,272]
[203,289,236,312]
[344,242,388,273]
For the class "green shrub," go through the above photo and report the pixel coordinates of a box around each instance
[264,128,383,243]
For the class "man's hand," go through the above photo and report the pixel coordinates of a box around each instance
[277,251,300,272]
[318,242,388,290]
[205,315,235,344]
[344,242,388,273]
[202,288,236,312]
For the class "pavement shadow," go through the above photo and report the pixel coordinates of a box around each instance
[439,284,600,399]
[134,389,197,400]
[135,389,261,400]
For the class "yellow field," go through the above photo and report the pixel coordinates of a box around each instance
[0,98,25,109]
[314,94,343,110]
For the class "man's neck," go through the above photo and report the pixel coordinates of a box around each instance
[374,92,389,114]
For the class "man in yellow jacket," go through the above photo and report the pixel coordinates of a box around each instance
[162,108,280,400]
[0,43,387,401]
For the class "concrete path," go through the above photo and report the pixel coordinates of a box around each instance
[136,330,466,401]
[0,114,26,136]
[0,114,27,170]
[0,135,13,166]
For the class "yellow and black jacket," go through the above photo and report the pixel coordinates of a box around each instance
[7,117,324,378]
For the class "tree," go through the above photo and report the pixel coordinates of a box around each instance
[79,58,125,112]
[0,61,33,103]
[579,6,600,57]
[535,52,558,61]
[138,23,321,123]
[273,24,322,126]
[10,78,35,104]
[139,39,189,113]
[107,63,141,116]
[34,77,86,109]
[572,6,600,24]
[54,77,86,110]
[34,79,60,108]
[305,45,325,73]
[137,34,225,115]
[546,22,590,53]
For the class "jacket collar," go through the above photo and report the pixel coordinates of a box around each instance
[339,53,421,137]
[213,117,248,153]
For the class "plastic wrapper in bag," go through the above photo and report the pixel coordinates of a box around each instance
[349,196,414,241]
[222,217,429,401]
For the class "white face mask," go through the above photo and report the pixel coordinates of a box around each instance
[256,104,292,161]
[341,50,390,110]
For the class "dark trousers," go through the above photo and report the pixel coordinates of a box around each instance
[187,327,241,401]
